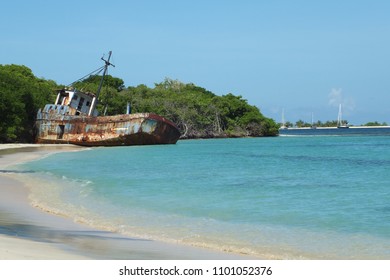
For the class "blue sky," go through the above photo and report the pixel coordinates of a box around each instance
[2,0,390,124]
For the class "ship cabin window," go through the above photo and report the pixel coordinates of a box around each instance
[73,95,78,101]
[86,101,91,107]
[57,96,64,105]
[77,97,85,111]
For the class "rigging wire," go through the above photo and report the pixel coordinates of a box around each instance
[67,65,105,87]
[68,51,115,87]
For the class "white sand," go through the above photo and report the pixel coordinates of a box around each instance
[0,144,251,260]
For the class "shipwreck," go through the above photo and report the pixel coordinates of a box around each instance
[35,52,181,146]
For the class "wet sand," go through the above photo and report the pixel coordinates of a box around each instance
[0,144,251,260]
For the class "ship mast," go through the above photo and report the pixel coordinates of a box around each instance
[88,51,115,116]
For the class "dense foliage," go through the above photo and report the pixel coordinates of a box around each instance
[0,65,278,143]
[0,64,57,142]
[120,79,279,138]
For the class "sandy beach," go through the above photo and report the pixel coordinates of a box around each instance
[0,144,250,260]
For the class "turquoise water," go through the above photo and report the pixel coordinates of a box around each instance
[20,137,390,259]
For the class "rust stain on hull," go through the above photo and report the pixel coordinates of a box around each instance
[36,111,181,146]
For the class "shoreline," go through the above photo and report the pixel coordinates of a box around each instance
[0,144,252,260]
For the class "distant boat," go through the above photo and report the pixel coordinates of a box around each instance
[278,105,390,136]
[35,51,181,146]
[337,104,349,129]
[310,112,317,129]
[278,126,390,136]
[280,109,288,129]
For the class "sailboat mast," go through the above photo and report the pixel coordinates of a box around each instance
[280,108,287,129]
[88,51,115,116]
[337,104,342,126]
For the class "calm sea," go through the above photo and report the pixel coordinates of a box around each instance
[19,137,390,259]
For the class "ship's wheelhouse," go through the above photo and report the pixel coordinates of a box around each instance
[55,88,98,116]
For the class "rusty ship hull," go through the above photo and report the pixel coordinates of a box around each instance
[36,107,181,146]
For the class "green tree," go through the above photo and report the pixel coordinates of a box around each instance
[0,64,57,142]
[364,121,387,126]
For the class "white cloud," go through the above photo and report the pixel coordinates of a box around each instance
[328,88,355,113]
[328,88,343,107]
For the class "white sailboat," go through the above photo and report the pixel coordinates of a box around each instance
[311,112,317,129]
[280,108,288,129]
[337,104,349,128]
